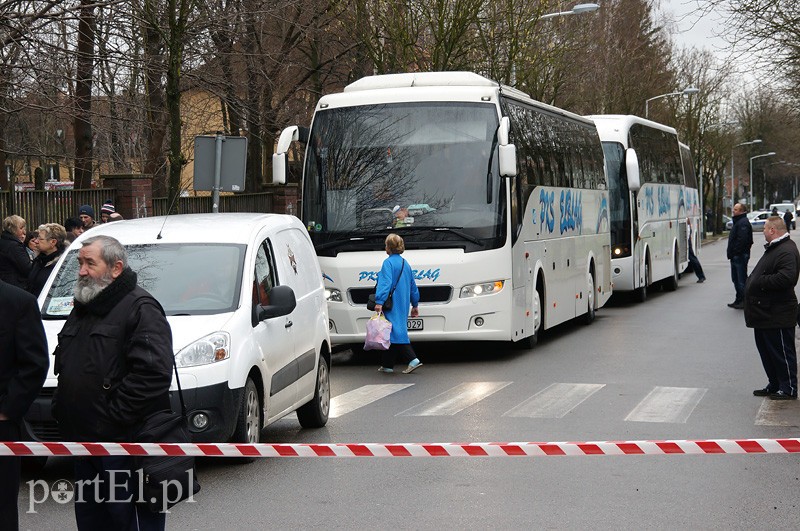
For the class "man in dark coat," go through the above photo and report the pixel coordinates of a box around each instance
[0,279,49,530]
[744,217,800,400]
[726,203,753,309]
[53,235,173,529]
[783,209,793,232]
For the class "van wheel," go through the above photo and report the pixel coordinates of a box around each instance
[297,355,330,428]
[233,378,261,444]
[584,271,596,325]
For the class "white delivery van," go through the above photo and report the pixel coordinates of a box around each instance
[26,213,331,444]
[768,203,795,229]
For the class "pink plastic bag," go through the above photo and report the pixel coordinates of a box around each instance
[364,312,392,351]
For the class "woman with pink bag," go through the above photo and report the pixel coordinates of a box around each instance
[372,233,423,374]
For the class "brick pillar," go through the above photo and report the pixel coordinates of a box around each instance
[264,183,299,216]
[101,174,153,219]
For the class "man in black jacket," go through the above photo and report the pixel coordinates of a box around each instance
[727,203,753,309]
[53,235,173,529]
[744,217,800,400]
[0,279,49,531]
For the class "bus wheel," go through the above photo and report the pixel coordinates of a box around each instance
[584,271,596,325]
[664,253,679,292]
[518,288,542,349]
[635,262,649,303]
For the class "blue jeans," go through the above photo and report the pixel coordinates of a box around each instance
[730,253,749,303]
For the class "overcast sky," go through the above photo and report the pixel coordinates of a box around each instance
[658,0,729,55]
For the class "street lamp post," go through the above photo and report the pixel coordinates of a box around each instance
[698,121,736,234]
[731,139,761,212]
[514,3,600,84]
[750,152,777,209]
[538,2,600,20]
[644,86,700,119]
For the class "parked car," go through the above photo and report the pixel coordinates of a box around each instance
[25,213,331,446]
[749,210,771,231]
[723,214,733,231]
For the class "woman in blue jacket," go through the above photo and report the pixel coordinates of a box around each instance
[373,233,422,373]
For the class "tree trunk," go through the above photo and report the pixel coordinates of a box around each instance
[165,0,186,213]
[73,0,95,189]
[143,9,168,197]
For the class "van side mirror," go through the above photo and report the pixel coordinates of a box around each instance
[272,126,299,185]
[625,148,641,192]
[257,285,297,321]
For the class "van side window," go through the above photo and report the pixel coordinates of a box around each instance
[253,240,277,308]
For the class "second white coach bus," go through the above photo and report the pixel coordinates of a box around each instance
[589,115,696,301]
[274,72,612,347]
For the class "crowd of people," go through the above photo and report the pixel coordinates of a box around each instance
[0,200,178,530]
[0,200,122,297]
[727,203,799,402]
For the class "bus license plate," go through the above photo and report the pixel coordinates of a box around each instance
[407,318,423,330]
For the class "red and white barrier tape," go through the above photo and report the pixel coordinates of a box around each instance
[2,438,800,457]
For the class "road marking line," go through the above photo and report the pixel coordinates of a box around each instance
[754,398,798,426]
[625,386,707,423]
[329,384,414,418]
[397,382,511,416]
[503,383,605,418]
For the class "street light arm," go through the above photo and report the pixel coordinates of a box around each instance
[536,3,599,20]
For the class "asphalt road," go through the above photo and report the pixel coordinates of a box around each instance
[18,236,800,530]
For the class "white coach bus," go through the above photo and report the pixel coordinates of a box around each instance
[589,115,694,301]
[679,141,703,257]
[273,72,612,347]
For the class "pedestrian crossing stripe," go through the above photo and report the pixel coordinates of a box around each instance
[324,382,798,426]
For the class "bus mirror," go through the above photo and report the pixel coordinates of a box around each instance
[625,148,641,192]
[498,117,510,145]
[499,144,517,177]
[272,153,288,184]
[276,126,299,153]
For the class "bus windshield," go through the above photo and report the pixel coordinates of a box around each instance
[602,141,631,251]
[302,102,503,254]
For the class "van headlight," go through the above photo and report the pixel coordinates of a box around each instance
[460,280,504,298]
[175,331,230,367]
[325,288,342,302]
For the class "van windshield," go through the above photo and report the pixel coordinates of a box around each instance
[42,243,246,318]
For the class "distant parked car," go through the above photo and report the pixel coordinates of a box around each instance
[749,210,771,232]
[723,215,732,231]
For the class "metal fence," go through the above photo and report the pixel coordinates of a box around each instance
[152,192,274,216]
[1,190,283,230]
[0,189,115,229]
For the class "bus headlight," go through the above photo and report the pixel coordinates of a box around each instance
[612,245,631,258]
[175,332,230,367]
[324,288,342,302]
[460,280,504,298]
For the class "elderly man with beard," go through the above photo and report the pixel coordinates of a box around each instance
[53,235,173,530]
